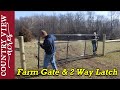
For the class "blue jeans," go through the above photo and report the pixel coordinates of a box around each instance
[43,53,57,70]
[92,42,97,53]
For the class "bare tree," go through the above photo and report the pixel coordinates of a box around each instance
[15,11,120,41]
[86,11,95,33]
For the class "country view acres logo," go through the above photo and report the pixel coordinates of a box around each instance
[0,13,14,78]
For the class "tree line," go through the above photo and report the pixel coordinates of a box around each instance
[15,11,120,42]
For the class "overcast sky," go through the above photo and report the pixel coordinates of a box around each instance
[15,11,109,19]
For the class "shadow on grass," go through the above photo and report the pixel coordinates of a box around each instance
[106,50,120,54]
[57,54,103,67]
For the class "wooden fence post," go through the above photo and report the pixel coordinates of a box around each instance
[102,34,106,56]
[18,36,26,70]
[84,40,87,56]
[66,36,69,59]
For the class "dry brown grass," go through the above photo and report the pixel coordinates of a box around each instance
[15,38,120,79]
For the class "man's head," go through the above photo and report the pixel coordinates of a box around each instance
[40,30,48,38]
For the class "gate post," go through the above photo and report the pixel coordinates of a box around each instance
[18,36,26,70]
[102,34,106,56]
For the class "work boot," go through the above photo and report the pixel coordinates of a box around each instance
[93,52,96,56]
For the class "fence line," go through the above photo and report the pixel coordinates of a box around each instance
[54,34,98,36]
[54,34,101,57]
[105,39,120,43]
[17,34,108,70]
[103,37,120,55]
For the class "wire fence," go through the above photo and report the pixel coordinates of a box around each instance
[15,34,120,71]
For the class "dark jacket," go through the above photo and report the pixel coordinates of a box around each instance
[40,34,56,55]
[92,35,99,44]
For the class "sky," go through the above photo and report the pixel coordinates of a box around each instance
[15,11,109,19]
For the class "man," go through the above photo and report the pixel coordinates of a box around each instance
[39,30,57,70]
[91,32,99,56]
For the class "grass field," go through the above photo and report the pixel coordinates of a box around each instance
[15,38,120,79]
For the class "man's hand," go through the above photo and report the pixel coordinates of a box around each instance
[39,43,43,47]
[38,42,40,45]
[38,42,43,47]
[38,42,42,45]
